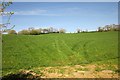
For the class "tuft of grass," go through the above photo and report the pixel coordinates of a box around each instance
[95,67,103,72]
[104,65,117,72]
[76,68,89,71]
[58,69,65,74]
[47,69,56,73]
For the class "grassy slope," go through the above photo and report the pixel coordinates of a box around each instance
[2,31,118,76]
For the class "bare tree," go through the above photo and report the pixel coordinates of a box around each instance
[0,1,15,33]
[59,28,66,33]
[48,27,54,33]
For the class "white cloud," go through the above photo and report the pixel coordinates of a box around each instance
[14,9,47,15]
[14,9,62,16]
[41,13,61,16]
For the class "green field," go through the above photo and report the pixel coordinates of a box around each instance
[2,31,119,76]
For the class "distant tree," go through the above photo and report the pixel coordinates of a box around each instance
[30,29,39,35]
[54,28,59,33]
[48,27,54,33]
[98,27,103,32]
[8,30,17,34]
[113,26,119,31]
[111,24,120,31]
[106,25,111,31]
[48,27,59,33]
[76,28,81,33]
[102,27,106,31]
[114,25,120,31]
[37,28,42,34]
[18,30,30,35]
[81,30,87,33]
[28,27,40,35]
[59,28,66,33]
[28,27,34,31]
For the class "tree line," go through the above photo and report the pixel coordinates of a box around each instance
[76,24,120,33]
[7,24,120,35]
[97,24,119,32]
[8,27,66,35]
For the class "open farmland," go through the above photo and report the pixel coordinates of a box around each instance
[2,31,119,78]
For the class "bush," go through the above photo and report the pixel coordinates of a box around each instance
[18,30,30,35]
[29,29,40,35]
[8,30,17,34]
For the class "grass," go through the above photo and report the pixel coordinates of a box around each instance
[95,66,103,72]
[76,67,89,71]
[58,69,65,74]
[2,31,118,76]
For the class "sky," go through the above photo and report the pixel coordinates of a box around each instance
[3,2,118,32]
[3,0,120,2]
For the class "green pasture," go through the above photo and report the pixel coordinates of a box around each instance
[2,31,119,76]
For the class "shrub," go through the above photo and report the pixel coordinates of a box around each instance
[30,29,40,35]
[8,30,17,34]
[18,30,30,35]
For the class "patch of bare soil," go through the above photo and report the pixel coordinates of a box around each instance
[29,64,119,78]
[2,64,119,79]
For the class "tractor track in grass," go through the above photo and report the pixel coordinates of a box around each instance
[54,39,62,54]
[51,39,68,64]
[61,40,76,55]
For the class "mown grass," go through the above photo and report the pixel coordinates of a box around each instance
[2,31,118,76]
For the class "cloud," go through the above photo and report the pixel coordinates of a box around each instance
[41,13,61,16]
[14,9,62,16]
[13,7,97,16]
[14,9,47,15]
[13,7,83,16]
[66,7,80,11]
